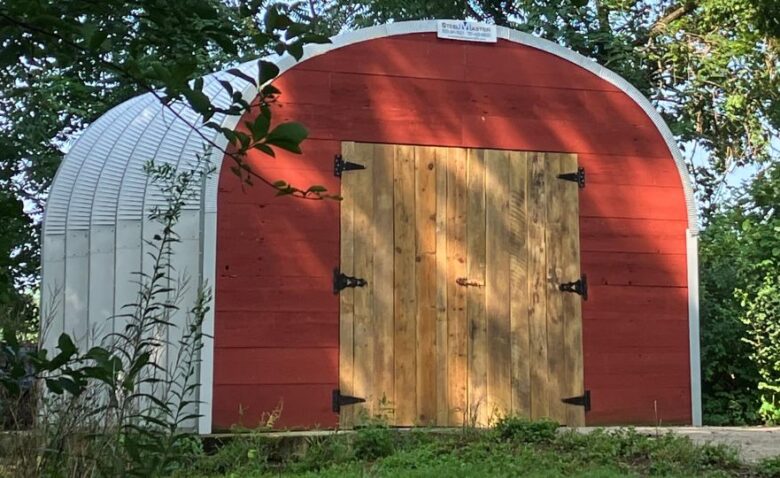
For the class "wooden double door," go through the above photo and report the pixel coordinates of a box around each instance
[338,142,585,428]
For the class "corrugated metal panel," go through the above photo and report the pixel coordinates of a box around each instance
[45,98,141,234]
[90,94,160,227]
[67,96,157,231]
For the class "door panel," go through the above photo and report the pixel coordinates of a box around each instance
[339,142,584,427]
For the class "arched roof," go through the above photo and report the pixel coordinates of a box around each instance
[43,20,698,237]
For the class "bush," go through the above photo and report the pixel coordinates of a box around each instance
[174,436,271,476]
[493,417,559,444]
[352,423,394,460]
[758,455,780,478]
[700,162,780,425]
[290,435,353,472]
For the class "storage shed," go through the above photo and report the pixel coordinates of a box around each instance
[41,20,701,433]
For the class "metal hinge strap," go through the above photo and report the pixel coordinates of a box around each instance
[557,167,586,188]
[334,154,366,177]
[562,390,591,412]
[332,389,366,413]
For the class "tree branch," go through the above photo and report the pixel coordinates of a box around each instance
[0,12,326,200]
[634,1,697,45]
[465,2,486,22]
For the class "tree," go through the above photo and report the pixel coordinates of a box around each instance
[0,0,329,328]
[699,162,780,424]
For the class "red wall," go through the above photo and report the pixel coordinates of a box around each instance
[213,33,691,430]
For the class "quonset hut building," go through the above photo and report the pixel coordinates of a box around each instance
[42,21,702,433]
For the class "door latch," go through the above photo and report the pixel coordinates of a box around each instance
[559,274,588,300]
[333,267,367,294]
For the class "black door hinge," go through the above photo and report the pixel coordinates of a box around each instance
[557,167,585,188]
[559,274,588,300]
[562,390,591,412]
[334,154,366,177]
[333,267,367,294]
[332,389,366,413]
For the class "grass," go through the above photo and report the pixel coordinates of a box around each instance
[169,419,780,478]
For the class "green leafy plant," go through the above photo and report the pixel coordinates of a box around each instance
[493,416,560,444]
[700,162,780,424]
[352,422,395,461]
[0,155,213,477]
[758,455,780,478]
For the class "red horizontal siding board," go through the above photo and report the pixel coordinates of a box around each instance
[218,204,339,241]
[582,285,688,321]
[461,115,669,157]
[583,319,689,351]
[272,70,333,106]
[299,37,466,81]
[586,371,690,390]
[212,384,337,430]
[271,103,671,157]
[582,252,687,287]
[464,40,620,91]
[585,352,690,376]
[578,154,682,188]
[586,387,691,425]
[316,73,649,127]
[581,184,687,220]
[215,311,338,349]
[580,217,687,254]
[215,347,338,385]
[215,35,692,428]
[216,277,337,313]
[218,239,338,279]
[270,102,464,145]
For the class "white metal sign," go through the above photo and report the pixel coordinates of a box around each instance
[436,20,498,43]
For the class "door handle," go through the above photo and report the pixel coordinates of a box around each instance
[456,277,482,287]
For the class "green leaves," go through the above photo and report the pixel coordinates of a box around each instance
[265,122,308,154]
[258,60,280,86]
[700,161,780,424]
[246,114,270,141]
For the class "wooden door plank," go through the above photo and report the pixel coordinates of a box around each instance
[339,141,357,428]
[485,149,511,422]
[446,147,468,426]
[544,153,568,424]
[561,153,585,427]
[527,152,549,420]
[394,144,417,426]
[434,147,449,426]
[509,151,530,417]
[372,144,395,422]
[415,146,438,425]
[466,148,488,426]
[351,142,375,423]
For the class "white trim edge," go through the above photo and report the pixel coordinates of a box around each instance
[687,230,702,426]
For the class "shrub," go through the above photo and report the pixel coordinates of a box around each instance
[352,423,395,460]
[174,436,271,476]
[758,455,780,478]
[290,435,353,472]
[493,417,559,444]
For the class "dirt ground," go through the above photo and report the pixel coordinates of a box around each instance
[578,427,780,463]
